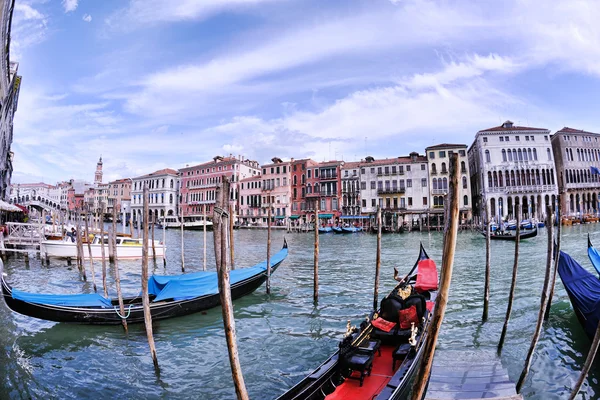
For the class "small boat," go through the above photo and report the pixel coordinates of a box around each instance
[587,235,600,276]
[583,214,599,224]
[159,215,213,230]
[332,227,344,234]
[40,234,165,260]
[370,226,392,234]
[520,219,534,230]
[557,249,600,341]
[318,227,333,234]
[0,240,288,325]
[481,226,538,241]
[561,216,573,226]
[276,243,438,400]
[341,226,362,233]
[537,221,545,228]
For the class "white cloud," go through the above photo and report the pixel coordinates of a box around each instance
[14,4,45,20]
[11,2,48,58]
[82,14,92,23]
[62,0,78,13]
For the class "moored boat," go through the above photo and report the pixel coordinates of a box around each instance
[557,248,600,341]
[1,240,288,325]
[480,226,538,241]
[276,243,438,400]
[41,235,165,260]
[341,226,363,233]
[158,215,213,230]
[318,227,333,234]
[587,235,600,276]
[332,227,344,234]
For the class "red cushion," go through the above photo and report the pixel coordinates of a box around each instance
[415,259,438,293]
[426,301,434,312]
[372,317,396,332]
[398,305,419,329]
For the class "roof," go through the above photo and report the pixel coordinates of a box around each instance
[341,161,361,169]
[426,143,467,150]
[479,120,548,133]
[239,175,261,183]
[179,156,250,171]
[556,127,599,135]
[358,155,428,167]
[109,178,132,185]
[135,168,178,179]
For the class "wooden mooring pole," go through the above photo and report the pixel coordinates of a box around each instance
[498,204,521,353]
[266,199,271,294]
[142,184,159,371]
[229,209,235,270]
[162,214,166,267]
[180,204,185,272]
[373,206,382,311]
[411,153,460,400]
[151,213,156,261]
[100,208,108,297]
[482,201,492,322]
[313,207,319,303]
[569,320,600,399]
[112,206,128,333]
[203,204,207,271]
[84,208,97,293]
[213,178,249,400]
[545,194,562,321]
[516,205,554,393]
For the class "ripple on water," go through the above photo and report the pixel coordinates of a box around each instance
[0,226,599,399]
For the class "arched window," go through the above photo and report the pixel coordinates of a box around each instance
[169,194,173,204]
[301,174,306,184]
[461,161,466,172]
[432,178,438,190]
[441,162,447,173]
[170,179,174,188]
[547,148,552,161]
[442,177,448,190]
[502,149,507,162]
[508,150,513,161]
[485,150,490,163]
[307,183,312,194]
[527,148,532,161]
[293,175,297,185]
[462,176,467,189]
[162,179,165,188]
[512,149,517,161]
[517,149,523,161]
[463,195,468,206]
[431,163,437,173]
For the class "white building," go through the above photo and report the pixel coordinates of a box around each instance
[425,144,472,222]
[340,161,361,217]
[468,120,558,222]
[131,168,180,223]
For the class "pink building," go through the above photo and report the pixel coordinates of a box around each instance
[179,155,260,219]
[238,175,262,226]
[260,157,291,224]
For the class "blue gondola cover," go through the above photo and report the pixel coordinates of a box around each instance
[12,290,113,308]
[558,250,600,340]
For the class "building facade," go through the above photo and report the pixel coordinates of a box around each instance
[238,175,262,226]
[261,157,291,224]
[340,161,361,217]
[425,144,472,223]
[290,158,320,224]
[179,155,261,220]
[107,178,132,216]
[131,168,179,223]
[468,120,557,222]
[551,127,600,215]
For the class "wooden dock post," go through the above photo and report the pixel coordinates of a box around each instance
[266,199,272,294]
[569,320,600,399]
[411,153,461,400]
[100,208,108,297]
[108,211,115,263]
[516,205,554,393]
[151,213,156,261]
[84,208,97,292]
[498,204,521,353]
[373,206,382,311]
[142,184,159,371]
[112,207,127,332]
[129,211,134,238]
[203,204,207,271]
[313,207,319,303]
[545,194,562,321]
[162,213,166,267]
[229,209,235,270]
[180,204,185,272]
[482,201,491,322]
[213,177,249,400]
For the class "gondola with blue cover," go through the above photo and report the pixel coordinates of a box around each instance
[0,240,288,325]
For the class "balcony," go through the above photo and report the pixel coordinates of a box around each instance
[320,173,338,181]
[383,206,407,212]
[305,191,321,198]
[430,171,437,175]
[431,189,447,195]
[320,190,336,196]
[377,188,406,195]
[440,170,448,174]
[486,184,557,194]
[187,183,215,189]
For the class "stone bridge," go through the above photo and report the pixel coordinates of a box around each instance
[10,194,64,213]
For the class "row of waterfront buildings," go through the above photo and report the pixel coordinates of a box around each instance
[9,121,600,227]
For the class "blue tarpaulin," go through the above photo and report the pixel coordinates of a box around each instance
[12,289,113,308]
[588,244,600,276]
[558,250,600,340]
[149,246,288,302]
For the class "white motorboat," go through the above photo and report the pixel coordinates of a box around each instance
[158,215,213,230]
[40,234,165,260]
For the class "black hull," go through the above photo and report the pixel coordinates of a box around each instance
[1,245,287,325]
[277,244,433,400]
[482,227,538,241]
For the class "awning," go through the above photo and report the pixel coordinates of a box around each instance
[289,215,300,220]
[0,200,23,212]
[274,216,286,219]
[340,216,370,219]
[318,213,333,218]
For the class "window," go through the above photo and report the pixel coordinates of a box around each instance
[371,199,376,207]
[547,148,552,160]
[439,151,446,158]
[421,164,426,170]
[516,136,520,141]
[483,137,488,143]
[370,168,375,173]
[525,136,529,141]
[423,197,427,206]
[406,166,411,172]
[429,151,435,159]
[463,195,468,206]
[370,181,376,189]
[531,136,535,141]
[545,135,549,141]
[421,178,427,187]
[344,170,348,177]
[362,199,366,207]
[384,167,390,175]
[321,199,326,211]
[408,197,413,206]
[407,179,412,188]
[485,150,491,163]
[502,149,507,162]
[391,166,397,174]
[307,170,311,178]
[462,176,467,189]
[459,150,466,156]
[377,181,383,190]
[361,168,365,174]
[361,182,366,190]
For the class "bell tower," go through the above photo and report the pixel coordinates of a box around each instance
[95,156,103,186]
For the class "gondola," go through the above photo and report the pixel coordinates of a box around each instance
[0,240,288,325]
[587,235,600,276]
[277,243,438,400]
[370,226,392,234]
[557,249,600,341]
[332,227,344,234]
[318,227,333,234]
[480,226,537,241]
[341,226,362,233]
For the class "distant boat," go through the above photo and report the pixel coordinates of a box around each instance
[480,226,538,241]
[40,234,165,260]
[1,240,288,325]
[341,226,362,233]
[370,226,392,234]
[332,227,343,234]
[318,227,332,233]
[557,248,600,341]
[159,215,213,230]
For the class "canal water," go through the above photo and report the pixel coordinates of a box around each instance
[0,225,598,399]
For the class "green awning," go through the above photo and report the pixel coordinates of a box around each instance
[289,215,300,219]
[274,216,286,219]
[318,213,334,218]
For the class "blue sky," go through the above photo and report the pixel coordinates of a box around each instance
[10,0,600,184]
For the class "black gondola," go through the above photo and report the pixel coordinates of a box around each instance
[370,226,393,234]
[0,240,288,325]
[276,243,438,400]
[480,226,538,241]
